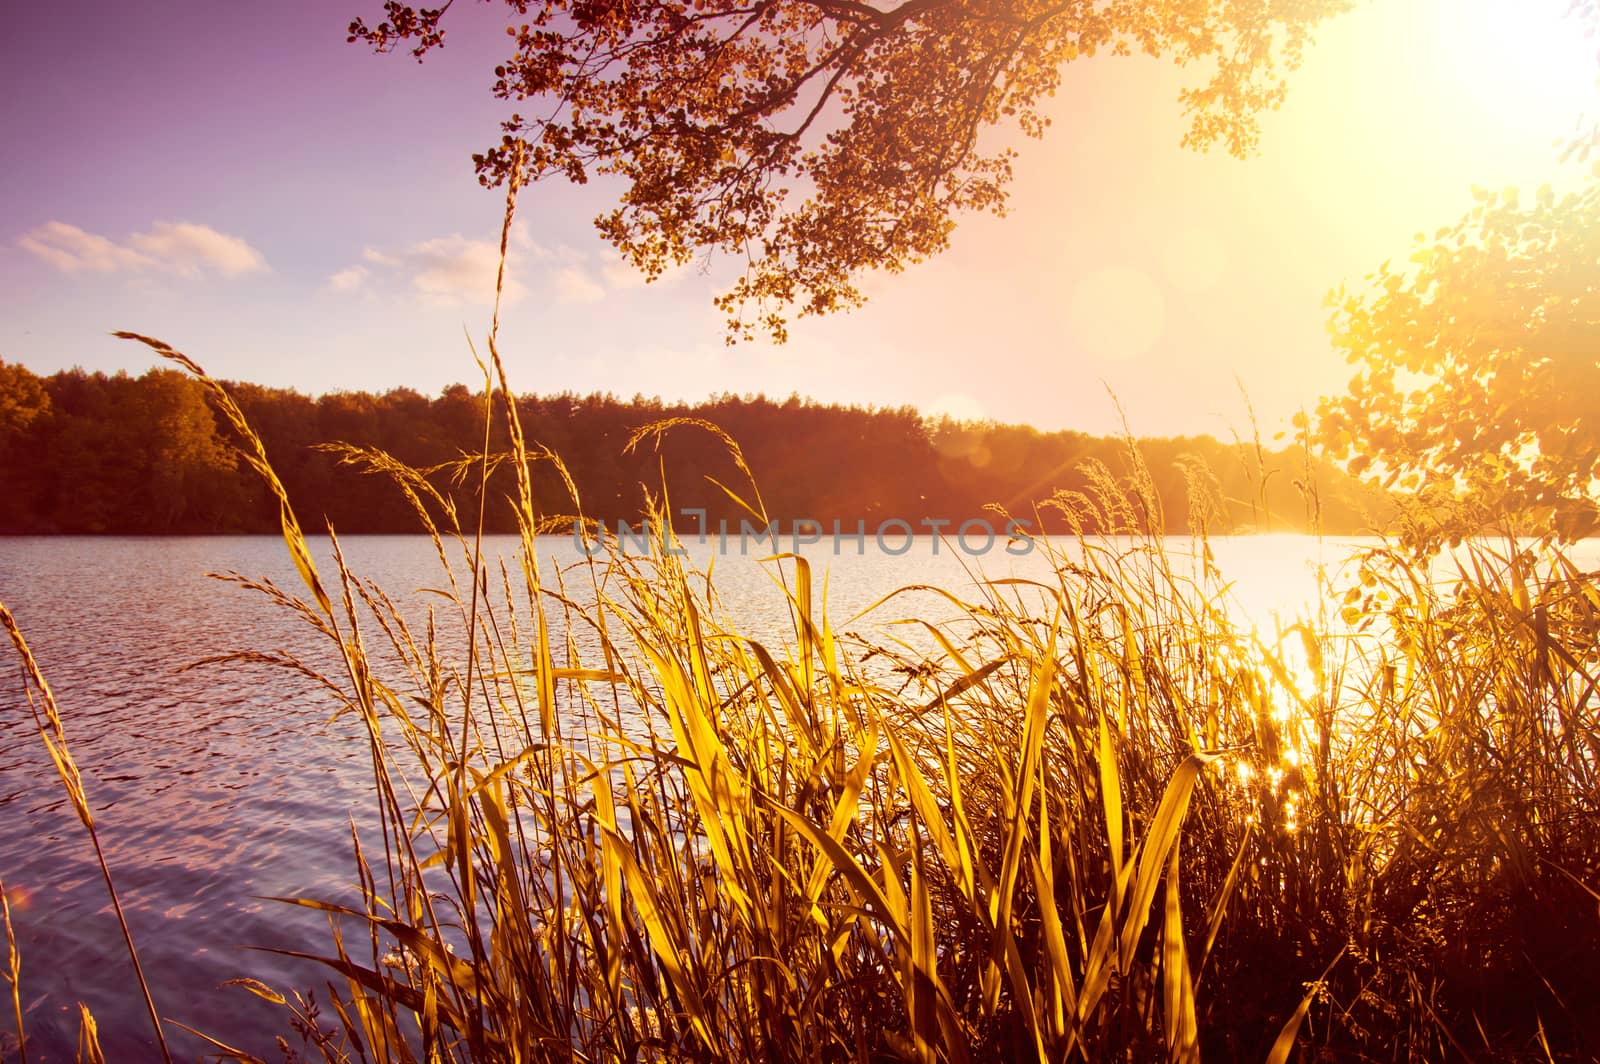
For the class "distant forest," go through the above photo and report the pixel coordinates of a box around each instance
[0,361,1387,536]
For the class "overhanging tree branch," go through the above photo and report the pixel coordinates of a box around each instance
[350,0,1353,340]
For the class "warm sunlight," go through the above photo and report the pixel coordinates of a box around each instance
[1442,0,1600,139]
[1066,266,1167,363]
[1296,0,1600,191]
[3,0,1599,1059]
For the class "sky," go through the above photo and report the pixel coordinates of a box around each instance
[2,0,1597,438]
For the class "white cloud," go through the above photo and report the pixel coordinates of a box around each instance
[344,234,524,307]
[507,221,547,258]
[125,221,267,277]
[555,265,605,305]
[602,258,646,290]
[327,265,367,291]
[343,229,677,308]
[602,254,691,290]
[19,221,156,273]
[411,234,524,306]
[18,220,267,278]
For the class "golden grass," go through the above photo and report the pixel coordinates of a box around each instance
[5,356,1599,1059]
[1,878,22,1064]
[0,603,173,1064]
[2,168,1597,1062]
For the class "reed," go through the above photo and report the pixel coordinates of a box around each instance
[0,604,174,1064]
[2,181,1596,1064]
[17,327,1590,1060]
[1,878,23,1064]
[5,367,1598,1059]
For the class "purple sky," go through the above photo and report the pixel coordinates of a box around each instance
[3,0,1595,436]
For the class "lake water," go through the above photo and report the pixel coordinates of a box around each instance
[0,533,1586,1059]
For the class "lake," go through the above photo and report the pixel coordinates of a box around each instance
[0,532,1578,1059]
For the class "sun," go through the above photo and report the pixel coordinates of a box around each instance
[1433,0,1600,148]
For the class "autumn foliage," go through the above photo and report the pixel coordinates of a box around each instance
[351,0,1352,340]
[1318,179,1600,548]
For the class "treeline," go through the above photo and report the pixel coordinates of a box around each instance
[0,360,1385,536]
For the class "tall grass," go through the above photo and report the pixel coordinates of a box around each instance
[0,603,173,1064]
[13,329,1596,1060]
[1,178,1596,1062]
